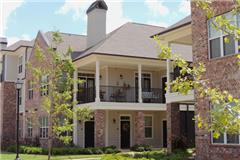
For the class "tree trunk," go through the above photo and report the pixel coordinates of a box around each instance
[48,135,52,160]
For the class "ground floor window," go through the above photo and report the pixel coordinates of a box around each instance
[39,117,48,138]
[144,116,153,138]
[27,118,33,137]
[212,132,240,145]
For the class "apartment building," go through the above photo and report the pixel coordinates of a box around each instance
[191,1,240,160]
[0,0,194,150]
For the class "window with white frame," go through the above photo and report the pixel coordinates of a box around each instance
[18,56,23,73]
[212,132,240,145]
[39,117,48,138]
[211,102,240,145]
[208,12,239,59]
[40,75,49,96]
[27,118,33,137]
[28,80,33,99]
[18,88,22,105]
[144,116,153,138]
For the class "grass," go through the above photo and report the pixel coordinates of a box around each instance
[0,152,103,160]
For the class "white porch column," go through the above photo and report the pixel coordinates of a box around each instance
[166,59,171,93]
[95,61,100,102]
[166,43,172,93]
[138,64,142,103]
[73,70,78,145]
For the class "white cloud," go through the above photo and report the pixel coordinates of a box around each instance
[178,0,191,14]
[147,21,169,28]
[144,0,169,17]
[0,0,25,36]
[55,0,131,33]
[8,34,31,46]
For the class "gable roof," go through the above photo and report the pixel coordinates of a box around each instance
[44,32,86,54]
[72,22,165,61]
[3,40,34,52]
[152,15,191,37]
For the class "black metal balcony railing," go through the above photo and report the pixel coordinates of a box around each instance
[77,87,95,104]
[100,86,136,103]
[77,86,165,104]
[142,88,164,103]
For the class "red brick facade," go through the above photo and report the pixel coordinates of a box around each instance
[24,32,52,147]
[192,1,240,159]
[167,103,180,153]
[1,82,17,149]
[134,111,145,144]
[94,110,105,147]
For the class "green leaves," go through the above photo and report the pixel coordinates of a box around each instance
[28,31,93,149]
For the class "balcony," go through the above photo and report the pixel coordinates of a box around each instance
[77,86,164,104]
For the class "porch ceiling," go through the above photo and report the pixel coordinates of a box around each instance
[75,54,166,71]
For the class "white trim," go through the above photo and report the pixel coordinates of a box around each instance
[165,90,194,103]
[95,60,100,102]
[134,71,153,89]
[211,131,240,145]
[119,114,132,149]
[77,102,166,111]
[144,114,154,139]
[208,13,238,59]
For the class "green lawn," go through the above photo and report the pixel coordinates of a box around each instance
[0,152,103,160]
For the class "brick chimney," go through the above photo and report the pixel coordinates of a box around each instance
[86,0,108,48]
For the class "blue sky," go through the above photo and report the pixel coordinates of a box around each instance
[0,0,190,45]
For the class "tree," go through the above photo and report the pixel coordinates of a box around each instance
[154,0,240,139]
[27,32,92,160]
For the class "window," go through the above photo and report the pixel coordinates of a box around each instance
[39,117,48,138]
[28,81,33,99]
[208,12,238,59]
[144,116,153,138]
[211,102,240,145]
[41,75,49,96]
[212,132,240,145]
[18,88,22,105]
[27,118,33,137]
[18,56,23,73]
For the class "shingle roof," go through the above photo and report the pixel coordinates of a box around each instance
[86,0,108,14]
[4,40,34,51]
[72,22,165,61]
[152,15,191,37]
[45,32,87,54]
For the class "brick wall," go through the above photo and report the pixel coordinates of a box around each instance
[1,82,16,149]
[94,110,105,147]
[191,1,240,160]
[167,103,180,153]
[24,32,52,147]
[134,111,145,144]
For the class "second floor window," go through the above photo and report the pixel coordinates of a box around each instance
[144,116,153,138]
[18,56,23,73]
[27,118,33,137]
[39,117,48,138]
[28,81,33,99]
[41,75,49,96]
[208,12,238,59]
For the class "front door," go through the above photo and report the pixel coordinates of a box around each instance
[85,120,94,148]
[120,116,130,149]
[162,120,167,148]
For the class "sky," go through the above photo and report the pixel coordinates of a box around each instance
[0,0,190,45]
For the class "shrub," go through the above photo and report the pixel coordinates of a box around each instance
[130,144,152,152]
[101,155,151,160]
[6,145,120,155]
